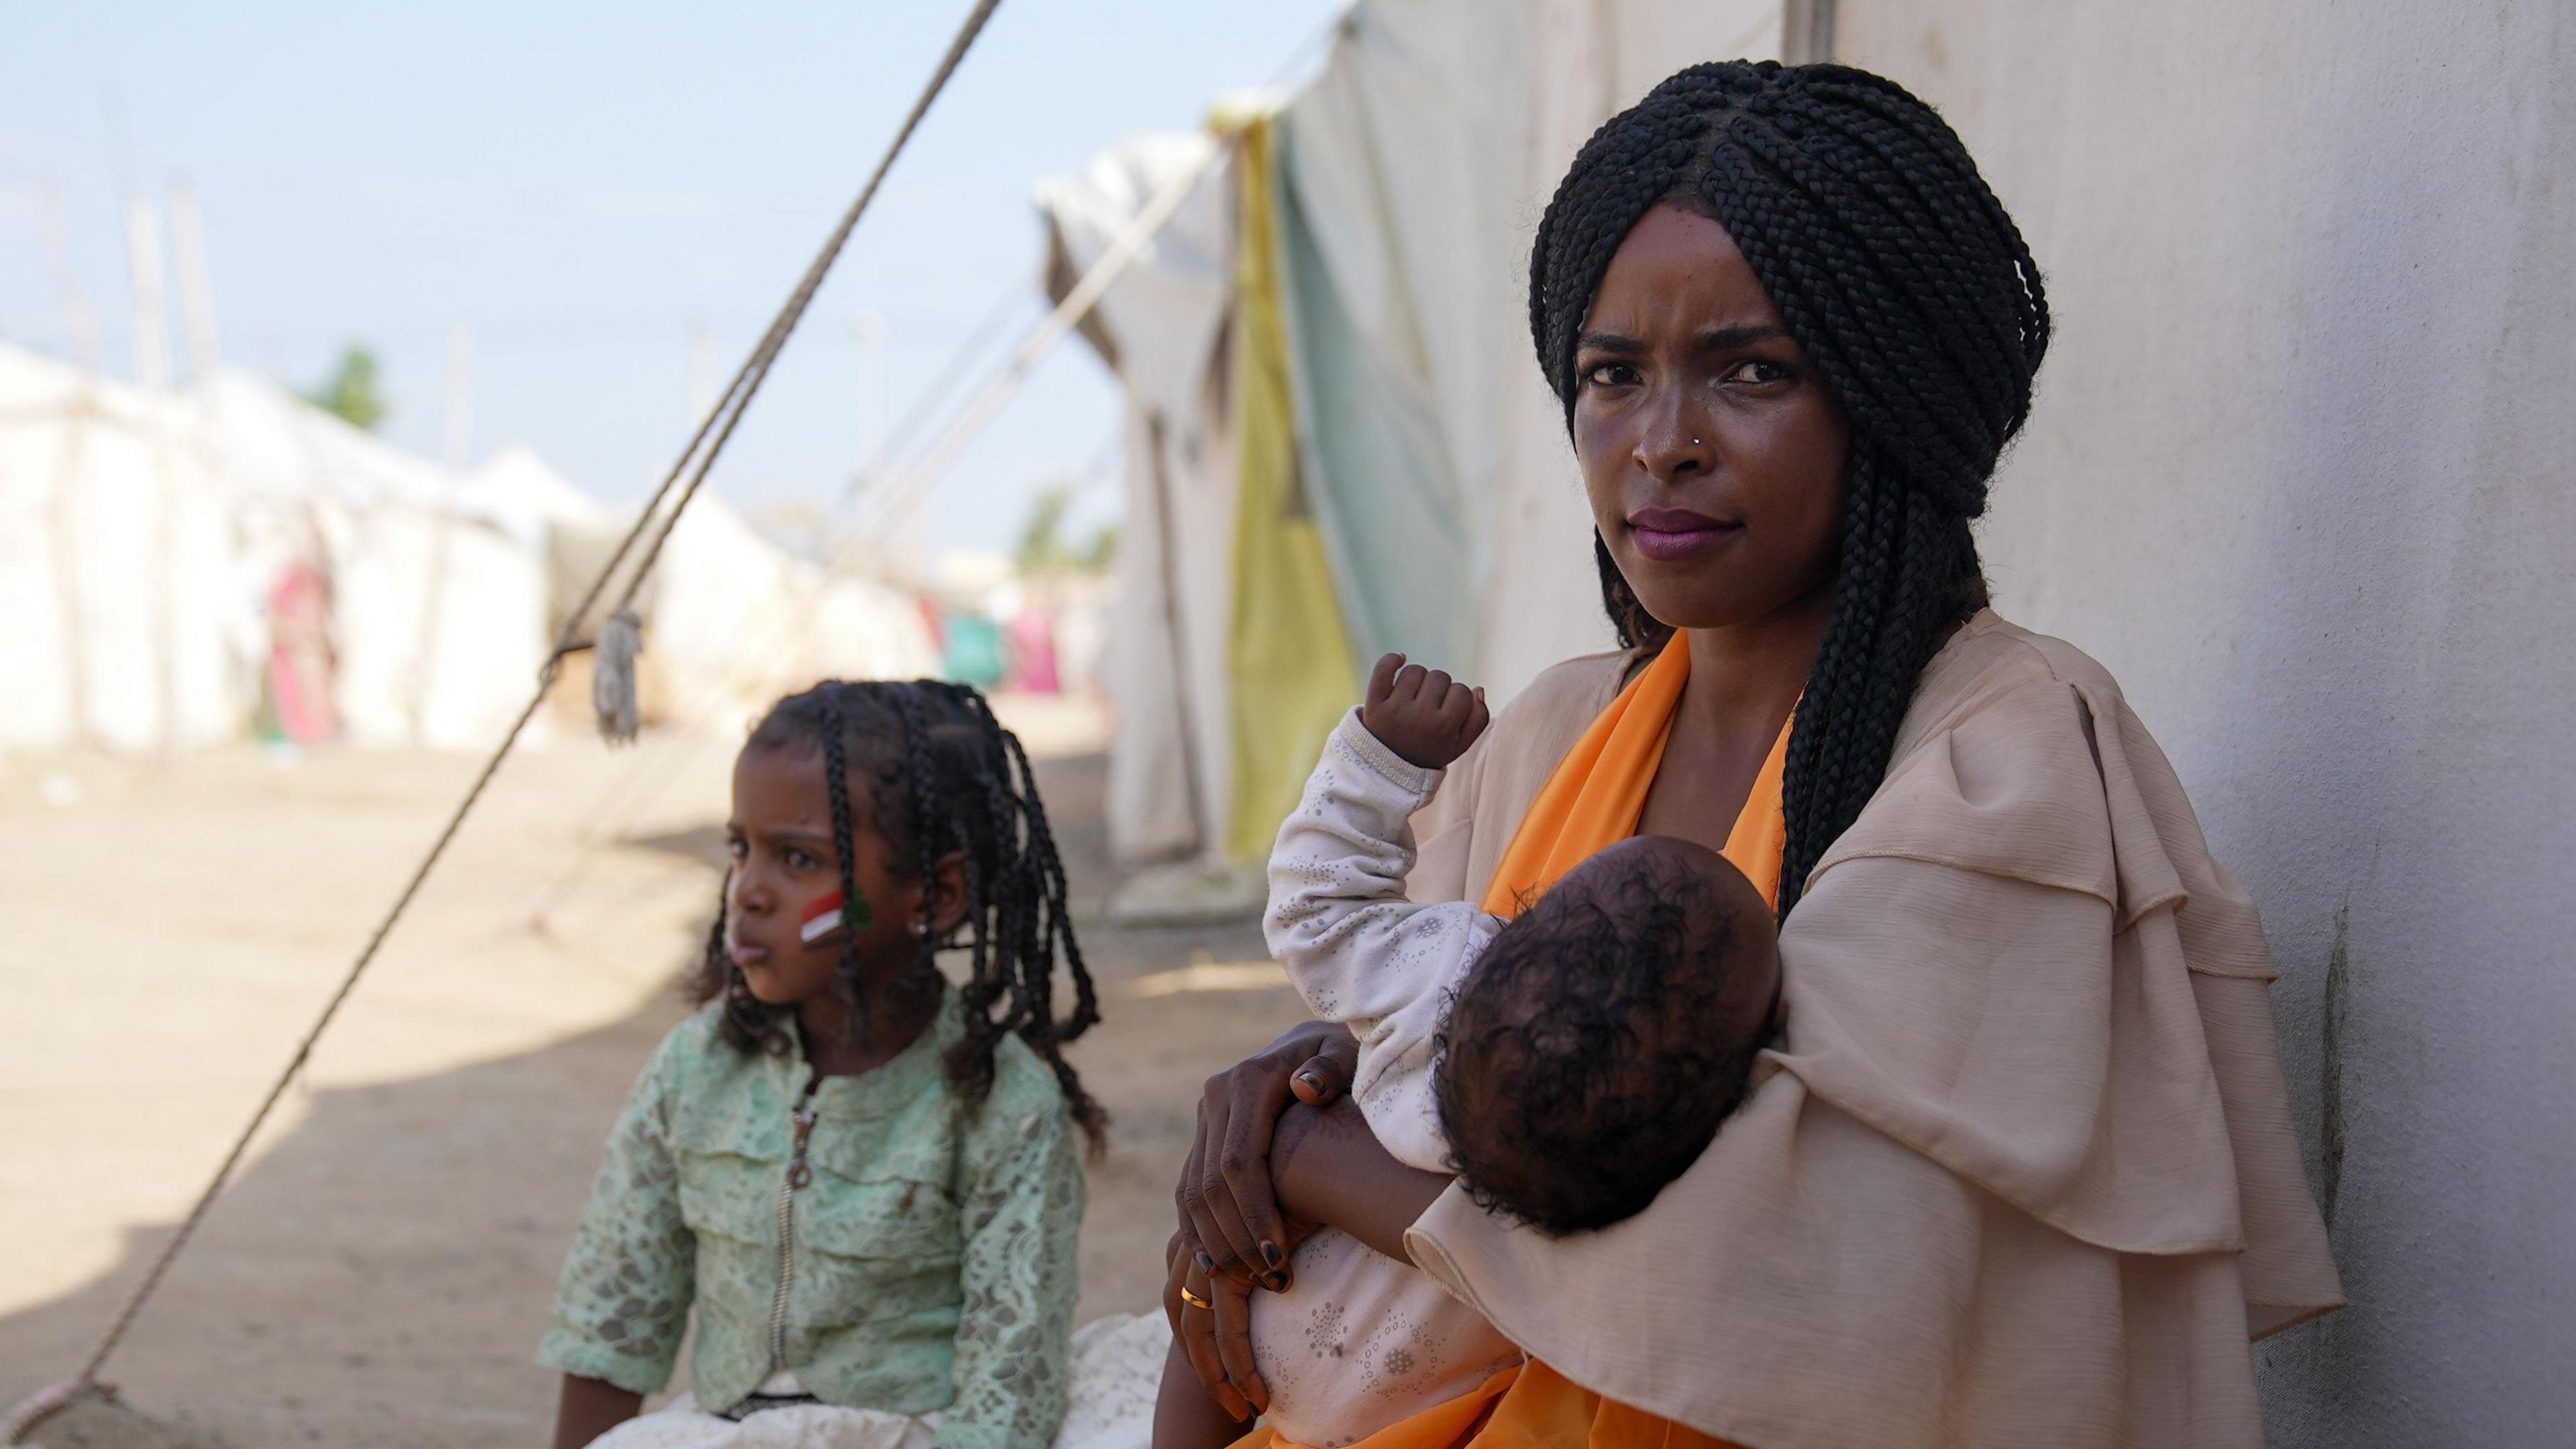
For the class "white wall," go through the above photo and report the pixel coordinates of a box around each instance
[1835,3,2575,1441]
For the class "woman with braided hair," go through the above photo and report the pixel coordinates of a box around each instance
[1162,60,2340,1449]
[540,679,1159,1449]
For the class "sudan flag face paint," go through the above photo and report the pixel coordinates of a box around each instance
[800,889,873,947]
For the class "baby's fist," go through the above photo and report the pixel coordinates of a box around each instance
[1360,653,1489,770]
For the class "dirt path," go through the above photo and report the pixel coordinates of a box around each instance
[0,703,1297,1446]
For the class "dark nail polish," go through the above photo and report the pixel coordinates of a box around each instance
[1195,1251,1216,1274]
[1260,1241,1286,1268]
[1262,1271,1290,1292]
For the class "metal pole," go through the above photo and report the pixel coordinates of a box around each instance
[168,180,222,381]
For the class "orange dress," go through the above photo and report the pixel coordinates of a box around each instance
[1242,637,1777,1449]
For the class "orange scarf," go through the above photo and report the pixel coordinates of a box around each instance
[1481,637,1791,918]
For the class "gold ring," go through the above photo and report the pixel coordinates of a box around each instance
[1179,1287,1213,1309]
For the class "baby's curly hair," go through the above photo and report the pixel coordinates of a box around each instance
[1434,842,1777,1236]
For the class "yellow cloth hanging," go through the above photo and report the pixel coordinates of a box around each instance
[1224,112,1361,863]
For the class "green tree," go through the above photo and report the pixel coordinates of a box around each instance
[305,345,387,431]
[1016,483,1119,576]
[1079,521,1119,571]
[1014,484,1077,574]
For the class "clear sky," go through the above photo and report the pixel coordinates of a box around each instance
[0,0,1345,554]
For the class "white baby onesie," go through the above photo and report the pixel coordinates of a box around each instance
[1251,712,1522,1448]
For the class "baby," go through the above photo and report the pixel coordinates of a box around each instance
[1161,655,1784,1449]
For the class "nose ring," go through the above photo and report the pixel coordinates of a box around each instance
[1692,437,1701,445]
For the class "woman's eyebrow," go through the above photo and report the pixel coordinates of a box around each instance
[1575,331,1646,355]
[1696,323,1793,350]
[1576,325,1791,354]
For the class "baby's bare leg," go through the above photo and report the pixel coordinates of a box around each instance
[1154,1337,1252,1449]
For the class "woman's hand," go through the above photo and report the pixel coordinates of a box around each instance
[1176,1020,1358,1291]
[1163,1229,1265,1421]
[1166,1096,1455,1415]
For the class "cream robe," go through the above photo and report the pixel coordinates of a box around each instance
[1397,611,2343,1449]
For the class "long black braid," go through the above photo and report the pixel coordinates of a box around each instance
[686,679,1106,1150]
[815,686,873,1036]
[1528,60,2049,916]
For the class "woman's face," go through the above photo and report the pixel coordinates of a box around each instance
[1571,205,1849,633]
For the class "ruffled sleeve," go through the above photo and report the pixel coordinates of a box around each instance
[537,1026,698,1395]
[1401,636,2342,1449]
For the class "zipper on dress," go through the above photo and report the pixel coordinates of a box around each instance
[767,1099,819,1370]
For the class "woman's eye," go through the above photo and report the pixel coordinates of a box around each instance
[784,847,820,871]
[1725,358,1793,386]
[1581,361,1640,388]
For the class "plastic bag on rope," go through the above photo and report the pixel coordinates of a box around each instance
[592,609,645,745]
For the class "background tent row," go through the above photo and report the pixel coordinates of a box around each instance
[1039,0,1813,870]
[0,339,936,757]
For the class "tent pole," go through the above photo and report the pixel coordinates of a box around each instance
[168,180,223,381]
[409,326,474,743]
[36,182,102,375]
[46,396,97,750]
[123,195,180,759]
[1144,410,1213,859]
[38,184,100,747]
[1782,0,1837,64]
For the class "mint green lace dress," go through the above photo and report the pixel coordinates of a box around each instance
[539,992,1085,1449]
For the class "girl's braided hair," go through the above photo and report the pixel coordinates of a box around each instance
[1529,60,2049,916]
[687,679,1106,1150]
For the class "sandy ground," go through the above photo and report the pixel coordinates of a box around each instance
[0,695,1299,1447]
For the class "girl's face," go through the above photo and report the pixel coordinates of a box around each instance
[1571,205,1849,633]
[722,742,957,1014]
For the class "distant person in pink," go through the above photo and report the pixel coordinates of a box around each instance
[264,560,338,745]
[1010,608,1061,694]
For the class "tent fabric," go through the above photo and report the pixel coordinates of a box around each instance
[0,353,250,752]
[1036,133,1241,865]
[1224,113,1363,864]
[1271,1,1532,673]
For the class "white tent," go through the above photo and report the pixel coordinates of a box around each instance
[1037,131,1240,866]
[192,370,553,749]
[0,338,936,760]
[0,346,253,753]
[0,342,566,755]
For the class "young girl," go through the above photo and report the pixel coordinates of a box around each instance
[541,680,1110,1449]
